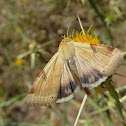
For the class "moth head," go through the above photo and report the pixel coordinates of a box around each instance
[59,38,73,46]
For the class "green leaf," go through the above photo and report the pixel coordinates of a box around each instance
[0,93,27,108]
[104,78,126,125]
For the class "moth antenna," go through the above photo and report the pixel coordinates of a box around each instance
[67,17,77,38]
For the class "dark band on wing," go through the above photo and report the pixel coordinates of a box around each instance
[57,80,77,99]
[80,71,103,84]
[73,56,107,88]
[57,62,78,102]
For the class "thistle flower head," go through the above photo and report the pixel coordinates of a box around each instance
[68,25,101,44]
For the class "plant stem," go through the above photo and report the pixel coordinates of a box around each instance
[88,0,113,46]
[74,94,87,126]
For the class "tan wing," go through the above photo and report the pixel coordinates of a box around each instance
[56,62,79,103]
[74,42,124,76]
[73,56,107,88]
[26,52,64,106]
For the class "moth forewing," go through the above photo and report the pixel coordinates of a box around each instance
[74,42,124,76]
[27,52,64,106]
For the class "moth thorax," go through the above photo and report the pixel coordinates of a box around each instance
[58,38,75,60]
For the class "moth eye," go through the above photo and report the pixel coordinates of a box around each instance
[52,97,54,99]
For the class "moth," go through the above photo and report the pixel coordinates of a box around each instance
[26,38,124,106]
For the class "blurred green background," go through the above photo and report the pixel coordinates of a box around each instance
[0,0,126,126]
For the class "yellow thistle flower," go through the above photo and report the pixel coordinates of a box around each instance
[15,58,23,66]
[69,25,101,44]
[24,0,29,4]
[16,27,22,33]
